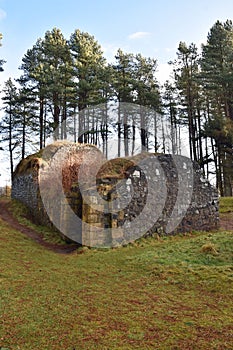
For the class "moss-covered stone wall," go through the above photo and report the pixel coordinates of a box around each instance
[12,143,219,247]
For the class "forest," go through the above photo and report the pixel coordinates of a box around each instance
[0,20,233,196]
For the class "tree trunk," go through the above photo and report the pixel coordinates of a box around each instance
[61,94,67,140]
[22,111,26,160]
[132,123,135,155]
[117,104,121,157]
[140,107,146,151]
[53,92,60,140]
[39,96,44,149]
[217,144,224,196]
[9,108,14,183]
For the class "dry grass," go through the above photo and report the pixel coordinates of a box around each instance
[96,152,159,179]
[200,243,219,255]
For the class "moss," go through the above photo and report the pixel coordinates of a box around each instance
[13,142,159,180]
[13,152,43,177]
[96,152,159,179]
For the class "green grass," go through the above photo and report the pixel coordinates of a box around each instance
[219,196,233,213]
[219,196,233,224]
[10,199,67,245]
[0,199,233,349]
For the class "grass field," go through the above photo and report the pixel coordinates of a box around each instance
[0,197,233,349]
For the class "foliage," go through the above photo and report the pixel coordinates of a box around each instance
[168,42,204,166]
[200,20,233,195]
[166,20,233,196]
[0,79,20,181]
[1,21,233,196]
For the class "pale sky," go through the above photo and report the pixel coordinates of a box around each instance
[1,0,233,83]
[1,0,233,184]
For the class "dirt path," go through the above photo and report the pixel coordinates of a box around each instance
[0,199,79,254]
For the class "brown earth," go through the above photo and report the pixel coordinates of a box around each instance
[0,198,232,253]
[0,198,79,254]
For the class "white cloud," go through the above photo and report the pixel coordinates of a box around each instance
[0,8,6,21]
[156,63,173,85]
[128,31,151,40]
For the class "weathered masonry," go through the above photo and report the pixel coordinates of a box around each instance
[12,141,219,247]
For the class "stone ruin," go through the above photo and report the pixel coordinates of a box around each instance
[11,141,219,247]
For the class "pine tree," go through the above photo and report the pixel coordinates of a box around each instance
[69,30,106,143]
[133,53,161,151]
[42,28,73,139]
[169,42,203,162]
[0,79,19,181]
[201,20,233,195]
[19,29,75,143]
[19,39,52,148]
[163,81,181,155]
[15,79,38,159]
[111,50,161,154]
